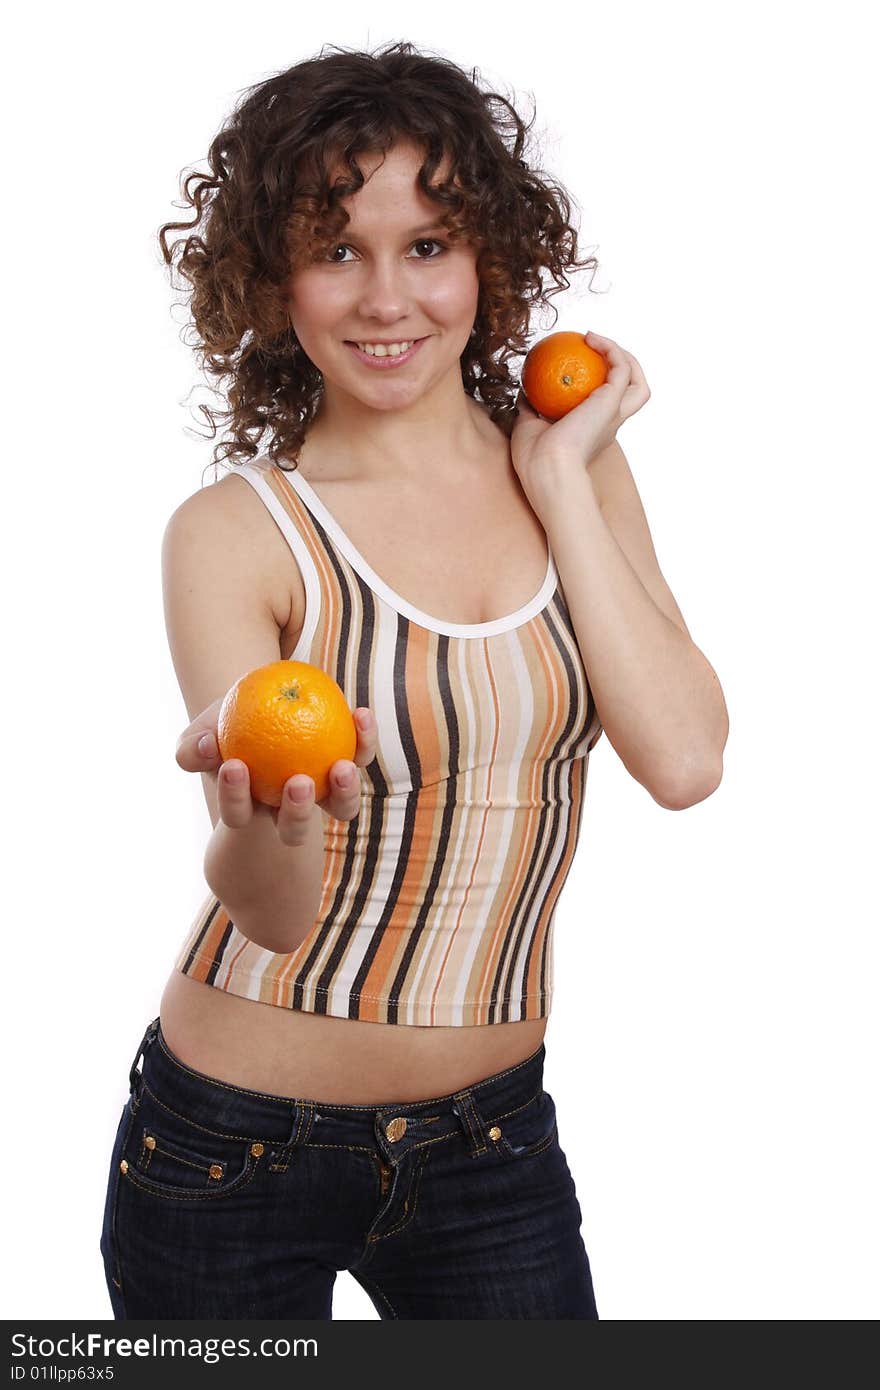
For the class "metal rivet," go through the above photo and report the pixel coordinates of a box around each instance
[208,1164,223,1180]
[119,1159,128,1174]
[488,1125,502,1141]
[250,1142,264,1158]
[385,1116,407,1142]
[144,1135,156,1150]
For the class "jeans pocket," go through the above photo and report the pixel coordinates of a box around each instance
[119,1086,263,1202]
[486,1087,558,1161]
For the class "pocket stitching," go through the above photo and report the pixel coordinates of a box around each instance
[120,1149,262,1202]
[138,1126,231,1182]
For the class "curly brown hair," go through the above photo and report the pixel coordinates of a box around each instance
[157,39,601,474]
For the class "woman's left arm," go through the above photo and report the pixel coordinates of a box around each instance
[511,331,729,810]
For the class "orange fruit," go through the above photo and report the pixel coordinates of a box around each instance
[217,660,357,807]
[521,331,608,420]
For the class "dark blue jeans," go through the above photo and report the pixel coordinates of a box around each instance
[100,1017,599,1319]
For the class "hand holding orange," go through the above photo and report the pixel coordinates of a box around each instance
[521,331,608,420]
[218,660,358,807]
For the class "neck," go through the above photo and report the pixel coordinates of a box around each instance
[302,376,502,485]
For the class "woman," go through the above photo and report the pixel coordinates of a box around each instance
[100,41,728,1320]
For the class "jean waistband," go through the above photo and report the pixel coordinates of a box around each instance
[128,1016,547,1165]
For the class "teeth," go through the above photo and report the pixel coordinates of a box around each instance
[355,341,414,357]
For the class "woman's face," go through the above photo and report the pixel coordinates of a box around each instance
[286,141,480,415]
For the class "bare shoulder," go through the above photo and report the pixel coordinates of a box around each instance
[166,469,303,641]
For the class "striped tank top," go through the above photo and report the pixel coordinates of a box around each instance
[174,455,603,1026]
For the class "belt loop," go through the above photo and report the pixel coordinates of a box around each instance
[128,1016,160,1099]
[268,1099,314,1173]
[452,1088,489,1157]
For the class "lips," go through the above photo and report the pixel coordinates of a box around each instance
[344,337,429,370]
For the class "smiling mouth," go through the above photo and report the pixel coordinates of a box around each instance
[343,337,430,368]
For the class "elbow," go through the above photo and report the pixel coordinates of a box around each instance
[652,761,723,811]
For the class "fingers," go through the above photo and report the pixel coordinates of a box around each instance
[273,761,361,834]
[176,728,223,773]
[187,705,379,838]
[621,351,651,412]
[178,704,377,777]
[320,758,363,821]
[585,331,649,417]
[216,760,257,829]
[214,760,314,845]
[275,775,318,847]
[317,705,378,816]
[175,697,224,773]
[585,332,630,390]
[281,706,379,834]
[352,708,379,766]
[585,331,647,390]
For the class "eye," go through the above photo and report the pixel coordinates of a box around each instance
[409,239,446,259]
[324,239,447,264]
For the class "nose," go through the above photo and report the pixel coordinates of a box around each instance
[356,256,413,324]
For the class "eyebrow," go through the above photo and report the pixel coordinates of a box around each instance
[339,221,446,241]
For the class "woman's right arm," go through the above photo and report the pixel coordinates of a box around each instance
[162,477,373,954]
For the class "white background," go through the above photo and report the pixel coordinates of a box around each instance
[5,0,877,1320]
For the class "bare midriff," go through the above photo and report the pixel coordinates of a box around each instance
[159,405,552,1106]
[158,970,548,1104]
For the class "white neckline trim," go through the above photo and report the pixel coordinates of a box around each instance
[281,463,558,639]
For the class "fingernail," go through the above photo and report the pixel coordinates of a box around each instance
[356,711,371,731]
[337,766,355,788]
[224,764,245,784]
[198,733,216,757]
[288,779,310,802]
